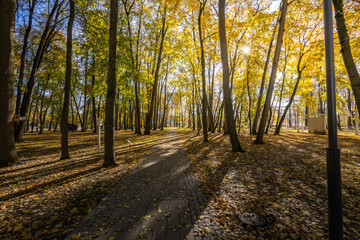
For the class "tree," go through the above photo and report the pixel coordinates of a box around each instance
[255,0,288,144]
[219,0,244,152]
[252,24,276,134]
[14,0,63,142]
[332,0,360,117]
[104,0,119,167]
[144,7,167,135]
[0,0,20,167]
[60,0,75,160]
[15,0,37,121]
[198,0,209,142]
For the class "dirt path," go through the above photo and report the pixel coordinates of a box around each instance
[66,129,222,240]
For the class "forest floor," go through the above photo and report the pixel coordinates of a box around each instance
[0,129,165,240]
[180,129,360,239]
[1,128,359,239]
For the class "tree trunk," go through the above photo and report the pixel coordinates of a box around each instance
[275,69,303,134]
[265,106,273,134]
[255,0,288,144]
[104,0,119,167]
[0,0,20,167]
[115,89,119,131]
[60,0,75,160]
[15,0,36,132]
[245,56,252,134]
[161,79,167,130]
[207,62,215,132]
[82,56,88,132]
[15,0,61,142]
[347,88,353,128]
[145,9,167,135]
[219,0,244,152]
[333,0,360,117]
[198,1,209,141]
[252,24,276,134]
[92,59,97,133]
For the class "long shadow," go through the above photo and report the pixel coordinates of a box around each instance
[66,130,220,240]
[175,130,360,238]
[0,163,103,201]
[1,133,181,186]
[0,131,182,201]
[0,131,171,175]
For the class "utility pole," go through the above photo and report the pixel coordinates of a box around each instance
[323,0,343,239]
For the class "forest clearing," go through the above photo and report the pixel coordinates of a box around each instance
[1,0,359,239]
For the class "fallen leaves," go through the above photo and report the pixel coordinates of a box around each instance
[0,130,165,239]
[181,130,360,239]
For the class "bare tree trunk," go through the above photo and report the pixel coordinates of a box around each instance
[104,0,119,167]
[219,0,244,152]
[60,0,75,160]
[0,0,20,167]
[255,0,288,144]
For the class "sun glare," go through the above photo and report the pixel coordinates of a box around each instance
[242,46,251,55]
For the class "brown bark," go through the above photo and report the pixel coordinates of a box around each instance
[0,0,20,167]
[15,0,36,116]
[198,0,209,142]
[91,55,97,133]
[15,0,62,142]
[60,0,75,160]
[219,0,244,152]
[255,0,288,144]
[252,25,276,134]
[104,0,119,167]
[145,8,167,135]
[275,60,304,135]
[333,0,360,117]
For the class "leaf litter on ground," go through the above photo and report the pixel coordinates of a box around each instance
[0,130,165,240]
[180,129,360,239]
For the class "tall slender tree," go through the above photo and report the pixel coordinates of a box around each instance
[15,0,37,120]
[332,0,360,117]
[198,0,209,142]
[14,0,62,142]
[219,0,244,152]
[60,0,75,160]
[252,24,276,134]
[104,0,119,167]
[255,0,288,144]
[144,7,167,135]
[0,0,20,167]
